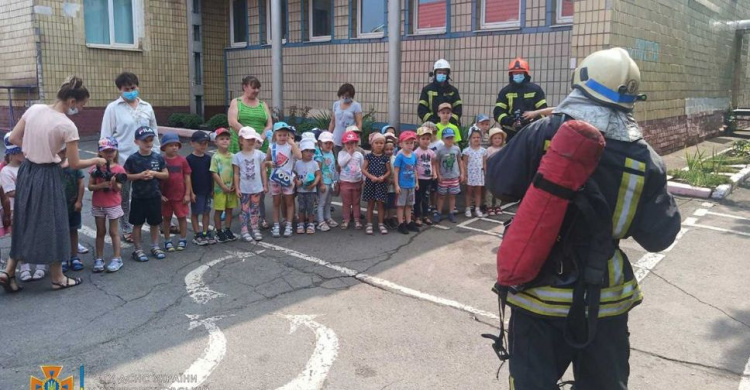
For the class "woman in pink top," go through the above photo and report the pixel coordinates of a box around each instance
[0,76,105,293]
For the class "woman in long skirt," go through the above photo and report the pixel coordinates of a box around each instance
[0,76,105,292]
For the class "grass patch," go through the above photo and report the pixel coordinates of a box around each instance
[668,169,731,187]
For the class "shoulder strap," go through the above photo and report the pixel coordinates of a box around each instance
[272,143,277,165]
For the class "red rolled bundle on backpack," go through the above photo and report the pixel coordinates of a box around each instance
[497,120,605,286]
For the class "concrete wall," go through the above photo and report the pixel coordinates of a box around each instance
[219,0,573,128]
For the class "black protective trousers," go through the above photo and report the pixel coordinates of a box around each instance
[508,308,630,390]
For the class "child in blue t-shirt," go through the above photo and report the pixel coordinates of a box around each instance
[314,131,338,231]
[392,131,420,235]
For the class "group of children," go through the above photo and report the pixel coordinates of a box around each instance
[0,101,507,274]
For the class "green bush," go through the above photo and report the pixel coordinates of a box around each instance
[206,114,229,131]
[182,114,204,129]
[168,113,189,127]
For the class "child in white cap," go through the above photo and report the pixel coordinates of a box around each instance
[233,127,267,241]
[294,138,321,234]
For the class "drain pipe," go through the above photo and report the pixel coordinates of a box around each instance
[271,0,283,115]
[387,0,401,130]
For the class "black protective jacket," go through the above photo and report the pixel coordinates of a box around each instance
[418,80,463,126]
[493,75,547,141]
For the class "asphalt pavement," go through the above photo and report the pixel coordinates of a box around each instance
[1,136,748,389]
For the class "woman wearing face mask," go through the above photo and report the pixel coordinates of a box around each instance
[493,57,548,142]
[100,72,159,243]
[329,83,363,155]
[0,76,107,293]
[418,59,463,126]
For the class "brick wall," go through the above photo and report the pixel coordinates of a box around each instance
[219,0,572,127]
[0,0,38,110]
[203,0,228,110]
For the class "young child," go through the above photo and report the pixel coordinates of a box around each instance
[267,122,301,238]
[315,131,338,232]
[434,128,465,223]
[383,140,398,229]
[124,126,169,261]
[485,127,507,216]
[294,138,321,234]
[233,127,268,241]
[381,125,399,154]
[88,137,126,272]
[338,131,364,230]
[362,132,391,235]
[187,131,215,245]
[393,131,419,234]
[435,103,463,143]
[470,114,492,148]
[160,133,192,251]
[414,126,437,226]
[60,148,85,272]
[462,128,487,218]
[211,128,238,242]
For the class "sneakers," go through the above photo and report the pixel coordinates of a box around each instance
[206,231,218,245]
[326,219,339,228]
[241,232,253,242]
[297,223,306,235]
[406,221,420,232]
[92,259,105,273]
[306,223,316,234]
[318,221,331,232]
[448,212,457,223]
[216,229,228,243]
[397,223,410,234]
[164,241,175,252]
[465,208,473,218]
[252,231,263,241]
[433,212,442,223]
[106,258,123,272]
[224,228,237,241]
[192,233,207,246]
[272,224,281,238]
[283,223,293,238]
[475,209,485,218]
[177,239,187,251]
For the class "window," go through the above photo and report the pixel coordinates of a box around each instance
[230,0,248,47]
[556,0,574,24]
[266,0,288,44]
[357,0,386,38]
[193,0,201,14]
[83,0,139,48]
[480,0,520,30]
[193,25,201,42]
[414,0,446,34]
[309,0,332,41]
[194,53,202,85]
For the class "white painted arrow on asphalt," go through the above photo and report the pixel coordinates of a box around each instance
[169,314,228,389]
[277,315,340,390]
[184,250,255,304]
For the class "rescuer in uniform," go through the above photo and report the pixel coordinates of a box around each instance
[418,59,463,126]
[493,57,548,142]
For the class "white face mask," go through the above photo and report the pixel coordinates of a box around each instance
[67,107,79,116]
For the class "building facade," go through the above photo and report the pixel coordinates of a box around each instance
[1,0,750,154]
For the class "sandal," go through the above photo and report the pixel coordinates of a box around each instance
[326,219,339,228]
[379,223,389,235]
[318,221,330,232]
[306,223,316,234]
[19,269,32,282]
[341,221,349,230]
[122,233,134,243]
[354,221,363,230]
[70,257,84,271]
[414,219,423,227]
[164,241,175,252]
[0,271,23,293]
[365,223,374,235]
[52,276,82,290]
[177,239,187,251]
[487,208,496,216]
[423,217,433,225]
[31,268,47,281]
[132,249,149,262]
[151,247,166,260]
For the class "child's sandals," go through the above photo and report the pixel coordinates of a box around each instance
[341,220,349,230]
[378,223,389,235]
[164,241,175,252]
[306,223,316,234]
[132,249,149,262]
[422,217,433,225]
[414,219,423,227]
[326,219,339,228]
[151,247,166,260]
[318,221,331,232]
[365,223,374,235]
[31,268,46,281]
[69,257,84,271]
[177,239,187,251]
[19,269,32,282]
[487,208,496,216]
[297,223,306,235]
[354,221,363,230]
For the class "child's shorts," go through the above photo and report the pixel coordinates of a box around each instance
[92,205,125,220]
[297,192,317,215]
[214,191,238,210]
[386,192,397,210]
[396,188,416,207]
[68,210,82,230]
[162,199,189,218]
[129,197,163,226]
[437,178,461,196]
[191,193,213,215]
[270,181,296,196]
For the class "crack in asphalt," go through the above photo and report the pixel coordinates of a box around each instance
[631,347,743,378]
[650,270,750,329]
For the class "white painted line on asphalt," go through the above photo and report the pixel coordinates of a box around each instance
[278,315,339,390]
[79,225,132,248]
[80,149,98,155]
[432,224,450,230]
[185,254,234,304]
[739,358,750,390]
[170,314,228,389]
[256,241,500,320]
[694,208,708,217]
[458,217,479,227]
[683,219,750,237]
[479,217,503,224]
[701,202,715,208]
[458,224,504,238]
[702,210,750,221]
[633,227,688,282]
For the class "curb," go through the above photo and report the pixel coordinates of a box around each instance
[667,181,712,198]
[667,164,750,200]
[711,165,750,199]
[158,126,208,139]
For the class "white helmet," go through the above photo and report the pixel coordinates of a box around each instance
[572,47,646,111]
[433,59,451,72]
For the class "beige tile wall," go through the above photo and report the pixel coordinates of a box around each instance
[0,0,37,102]
[30,0,190,108]
[218,0,572,126]
[203,0,229,107]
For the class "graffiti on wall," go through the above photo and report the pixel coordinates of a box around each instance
[627,39,660,62]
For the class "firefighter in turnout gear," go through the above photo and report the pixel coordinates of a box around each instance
[485,48,681,389]
[493,57,548,142]
[418,59,463,126]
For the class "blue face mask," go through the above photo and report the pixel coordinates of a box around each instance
[512,74,525,84]
[123,90,139,101]
[342,97,353,104]
[436,74,447,83]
